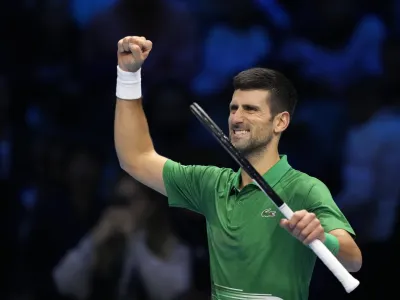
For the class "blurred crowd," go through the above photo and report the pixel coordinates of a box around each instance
[1,0,400,299]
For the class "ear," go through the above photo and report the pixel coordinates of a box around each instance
[273,111,290,134]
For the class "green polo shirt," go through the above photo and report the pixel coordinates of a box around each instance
[163,155,354,300]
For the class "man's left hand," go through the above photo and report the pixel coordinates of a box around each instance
[280,210,325,245]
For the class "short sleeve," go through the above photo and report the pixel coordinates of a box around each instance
[162,159,223,215]
[305,180,355,236]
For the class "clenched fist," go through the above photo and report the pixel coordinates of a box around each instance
[280,210,325,245]
[117,36,153,73]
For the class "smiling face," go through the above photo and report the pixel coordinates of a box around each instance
[229,89,289,157]
[228,68,298,157]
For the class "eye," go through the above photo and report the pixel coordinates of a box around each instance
[229,104,238,112]
[243,105,259,112]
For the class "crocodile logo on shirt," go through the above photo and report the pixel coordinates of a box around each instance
[261,208,276,218]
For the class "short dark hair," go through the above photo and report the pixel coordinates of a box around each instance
[233,68,298,117]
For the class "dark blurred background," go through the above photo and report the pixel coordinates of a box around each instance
[1,0,400,299]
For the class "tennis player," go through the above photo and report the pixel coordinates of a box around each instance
[114,36,362,300]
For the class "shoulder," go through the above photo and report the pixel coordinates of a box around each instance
[280,168,324,195]
[163,159,236,186]
[165,159,234,174]
[279,169,332,207]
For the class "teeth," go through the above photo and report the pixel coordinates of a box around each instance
[234,130,249,135]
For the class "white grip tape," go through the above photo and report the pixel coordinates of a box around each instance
[116,66,142,100]
[309,239,360,293]
[278,203,359,293]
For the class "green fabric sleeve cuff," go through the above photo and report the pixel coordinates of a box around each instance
[324,233,340,256]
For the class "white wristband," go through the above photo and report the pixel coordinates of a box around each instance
[116,66,142,100]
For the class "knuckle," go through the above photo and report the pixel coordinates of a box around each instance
[298,220,308,229]
[304,236,313,244]
[312,218,320,226]
[294,210,306,219]
[299,231,308,239]
[292,212,300,219]
[289,221,296,229]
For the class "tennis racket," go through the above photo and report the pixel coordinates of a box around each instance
[190,102,359,293]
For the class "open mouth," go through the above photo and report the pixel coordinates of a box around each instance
[233,130,250,136]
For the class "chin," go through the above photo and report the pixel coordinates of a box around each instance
[231,137,255,153]
[231,141,242,149]
[233,144,249,154]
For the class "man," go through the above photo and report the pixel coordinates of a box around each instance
[114,36,362,300]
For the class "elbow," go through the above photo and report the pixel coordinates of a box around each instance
[118,159,138,176]
[117,152,150,178]
[117,158,130,172]
[116,152,139,174]
[347,249,363,273]
[115,148,155,175]
[352,253,363,273]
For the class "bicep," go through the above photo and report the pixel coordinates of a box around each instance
[123,151,168,196]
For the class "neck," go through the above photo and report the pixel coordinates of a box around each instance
[240,146,280,188]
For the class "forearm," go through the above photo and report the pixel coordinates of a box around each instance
[329,229,362,272]
[114,98,155,171]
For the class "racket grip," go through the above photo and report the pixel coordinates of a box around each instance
[278,203,360,293]
[309,239,359,293]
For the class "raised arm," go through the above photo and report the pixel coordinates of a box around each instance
[114,36,167,195]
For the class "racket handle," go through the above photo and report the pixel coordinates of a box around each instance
[279,203,360,293]
[309,239,360,293]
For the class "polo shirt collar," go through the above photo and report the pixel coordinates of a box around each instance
[231,155,291,192]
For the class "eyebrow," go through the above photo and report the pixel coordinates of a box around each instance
[229,104,261,111]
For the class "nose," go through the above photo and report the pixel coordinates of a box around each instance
[230,108,244,125]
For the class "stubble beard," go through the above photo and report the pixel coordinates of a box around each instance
[231,133,273,160]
